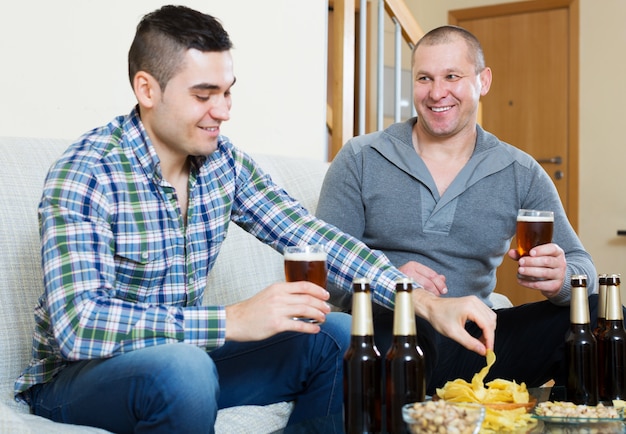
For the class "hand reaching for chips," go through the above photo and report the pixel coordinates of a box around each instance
[435,350,536,433]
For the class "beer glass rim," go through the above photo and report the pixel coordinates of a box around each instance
[517,209,554,220]
[284,244,327,254]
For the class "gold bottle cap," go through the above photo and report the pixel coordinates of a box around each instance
[352,277,371,292]
[395,277,414,291]
[571,274,587,287]
[607,274,621,286]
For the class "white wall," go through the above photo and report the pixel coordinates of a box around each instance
[578,0,626,275]
[0,0,329,160]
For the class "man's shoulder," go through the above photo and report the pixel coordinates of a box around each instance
[476,126,536,169]
[344,120,413,155]
[47,114,141,184]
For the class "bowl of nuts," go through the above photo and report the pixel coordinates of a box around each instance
[402,400,485,434]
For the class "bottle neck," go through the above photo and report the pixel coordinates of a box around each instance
[605,284,624,321]
[598,276,608,320]
[351,291,375,336]
[393,290,416,336]
[570,286,590,324]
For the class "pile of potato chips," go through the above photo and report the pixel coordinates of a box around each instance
[436,350,536,433]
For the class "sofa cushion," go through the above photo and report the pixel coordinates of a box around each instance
[215,402,294,433]
[0,400,110,433]
[0,138,69,414]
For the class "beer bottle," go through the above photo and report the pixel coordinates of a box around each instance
[565,274,598,405]
[594,274,608,400]
[385,278,425,434]
[599,274,626,401]
[343,278,382,434]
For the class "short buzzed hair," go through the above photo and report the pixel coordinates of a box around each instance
[412,25,485,74]
[128,5,233,91]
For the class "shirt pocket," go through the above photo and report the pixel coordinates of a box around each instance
[113,232,172,303]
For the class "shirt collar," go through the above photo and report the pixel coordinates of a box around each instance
[121,106,208,183]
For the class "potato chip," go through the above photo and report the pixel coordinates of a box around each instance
[435,350,536,433]
[483,407,531,432]
[613,399,626,409]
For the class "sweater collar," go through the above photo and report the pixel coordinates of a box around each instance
[371,117,517,202]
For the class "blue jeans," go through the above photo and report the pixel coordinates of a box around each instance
[28,312,351,434]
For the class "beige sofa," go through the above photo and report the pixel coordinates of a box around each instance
[0,136,512,433]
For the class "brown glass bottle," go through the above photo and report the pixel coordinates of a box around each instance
[565,274,598,405]
[599,274,626,401]
[594,274,608,399]
[385,278,425,434]
[343,278,382,434]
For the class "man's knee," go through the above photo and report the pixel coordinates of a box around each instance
[132,344,219,431]
[321,312,352,353]
[146,343,218,396]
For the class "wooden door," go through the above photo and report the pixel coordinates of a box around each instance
[449,1,579,306]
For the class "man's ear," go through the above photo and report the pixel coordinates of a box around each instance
[479,67,492,96]
[133,71,160,108]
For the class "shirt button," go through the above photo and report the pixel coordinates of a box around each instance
[141,252,149,260]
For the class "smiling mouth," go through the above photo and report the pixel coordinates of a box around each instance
[431,106,452,113]
[200,126,219,132]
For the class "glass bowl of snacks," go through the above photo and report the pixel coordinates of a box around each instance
[402,400,485,434]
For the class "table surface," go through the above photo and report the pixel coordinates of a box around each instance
[274,387,626,434]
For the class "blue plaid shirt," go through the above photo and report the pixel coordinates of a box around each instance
[15,108,403,398]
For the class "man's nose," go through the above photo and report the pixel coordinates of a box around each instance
[209,97,231,121]
[430,79,448,99]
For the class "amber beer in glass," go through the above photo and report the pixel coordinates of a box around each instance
[284,245,327,322]
[516,209,554,280]
[284,244,327,287]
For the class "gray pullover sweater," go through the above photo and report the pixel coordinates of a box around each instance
[317,118,596,307]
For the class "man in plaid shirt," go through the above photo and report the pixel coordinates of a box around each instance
[15,5,497,433]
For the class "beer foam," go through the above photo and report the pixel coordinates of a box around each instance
[517,215,554,222]
[284,251,327,261]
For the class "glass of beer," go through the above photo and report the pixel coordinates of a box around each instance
[284,244,327,322]
[516,209,554,280]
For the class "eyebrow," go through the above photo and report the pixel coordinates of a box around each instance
[190,77,237,91]
[414,68,464,78]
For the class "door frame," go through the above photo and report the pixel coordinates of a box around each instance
[449,0,580,230]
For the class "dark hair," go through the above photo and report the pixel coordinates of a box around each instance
[128,5,233,90]
[413,25,485,73]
